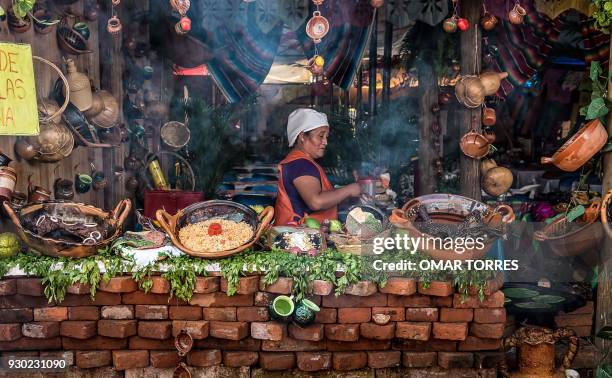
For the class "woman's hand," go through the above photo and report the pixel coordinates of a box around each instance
[347,182,362,197]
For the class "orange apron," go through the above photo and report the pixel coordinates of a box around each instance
[274,150,338,226]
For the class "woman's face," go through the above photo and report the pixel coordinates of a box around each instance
[299,126,329,159]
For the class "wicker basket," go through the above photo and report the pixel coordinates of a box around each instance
[3,200,131,258]
[156,200,274,259]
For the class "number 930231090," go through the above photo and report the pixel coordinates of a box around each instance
[7,358,67,370]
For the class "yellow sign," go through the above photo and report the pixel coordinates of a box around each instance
[0,43,39,135]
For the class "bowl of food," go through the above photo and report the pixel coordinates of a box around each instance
[156,200,274,259]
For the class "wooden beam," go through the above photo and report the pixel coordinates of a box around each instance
[368,9,378,116]
[382,11,393,107]
[416,57,437,195]
[458,0,482,200]
[356,67,363,117]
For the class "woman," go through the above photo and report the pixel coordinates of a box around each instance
[275,108,361,225]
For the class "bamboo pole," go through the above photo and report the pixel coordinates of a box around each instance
[368,9,378,116]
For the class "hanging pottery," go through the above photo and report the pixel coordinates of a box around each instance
[442,17,457,33]
[175,16,191,34]
[306,11,329,43]
[370,0,384,8]
[455,76,485,108]
[460,128,490,159]
[312,0,324,5]
[508,3,526,24]
[64,59,93,112]
[309,55,325,75]
[483,128,496,143]
[482,107,496,126]
[170,0,190,16]
[480,13,497,30]
[107,15,122,35]
[457,17,469,31]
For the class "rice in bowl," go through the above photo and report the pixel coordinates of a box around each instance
[178,218,254,252]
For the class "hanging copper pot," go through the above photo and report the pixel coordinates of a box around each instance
[508,3,526,25]
[370,0,384,8]
[460,128,490,159]
[480,13,498,31]
[306,11,329,43]
[483,128,496,143]
[482,107,496,126]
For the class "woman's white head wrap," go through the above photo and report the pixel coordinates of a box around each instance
[286,108,329,147]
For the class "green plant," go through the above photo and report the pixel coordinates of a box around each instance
[593,0,612,34]
[1,0,36,19]
[580,61,610,120]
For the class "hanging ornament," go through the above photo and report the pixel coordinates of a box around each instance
[370,0,384,8]
[170,0,191,34]
[306,11,329,43]
[508,2,526,24]
[175,16,191,34]
[457,17,469,31]
[309,55,325,75]
[112,0,120,5]
[480,3,497,31]
[170,0,190,16]
[442,16,457,33]
[107,15,121,35]
[312,0,324,4]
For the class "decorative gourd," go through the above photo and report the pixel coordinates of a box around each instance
[480,159,497,175]
[64,59,93,112]
[479,71,509,96]
[482,166,513,197]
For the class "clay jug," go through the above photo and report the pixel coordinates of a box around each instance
[64,59,93,112]
[499,327,578,378]
[480,71,509,96]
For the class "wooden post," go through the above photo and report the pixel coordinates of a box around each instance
[368,9,378,116]
[596,36,612,352]
[417,58,437,195]
[382,11,393,107]
[459,0,481,200]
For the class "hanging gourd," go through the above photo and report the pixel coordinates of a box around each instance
[309,55,325,76]
[443,0,468,33]
[170,0,191,34]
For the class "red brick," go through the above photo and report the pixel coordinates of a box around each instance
[148,277,170,294]
[172,320,209,339]
[98,320,137,338]
[251,322,285,341]
[189,293,253,307]
[289,323,324,341]
[68,306,98,320]
[427,339,458,351]
[360,323,395,340]
[149,350,181,368]
[474,308,506,324]
[101,305,134,320]
[60,320,96,339]
[338,307,371,323]
[0,324,20,341]
[470,323,504,339]
[388,294,431,307]
[259,352,296,370]
[223,351,258,367]
[325,324,359,342]
[40,350,74,366]
[128,336,174,350]
[169,306,202,320]
[562,301,594,315]
[368,351,401,368]
[187,349,222,367]
[392,339,457,352]
[16,278,43,296]
[327,338,391,351]
[196,337,261,351]
[440,308,474,323]
[112,350,148,370]
[138,321,172,339]
[467,273,504,297]
[344,281,377,296]
[63,335,127,350]
[66,283,91,295]
[315,308,336,323]
[396,322,431,340]
[254,292,274,307]
[122,292,183,306]
[433,296,454,307]
[33,307,67,322]
[220,276,259,294]
[418,281,454,296]
[262,337,325,352]
[209,321,248,340]
[403,351,437,367]
[0,294,50,308]
[380,278,417,296]
[406,307,439,322]
[333,351,367,370]
[453,291,505,309]
[204,307,237,321]
[311,280,333,296]
[135,305,168,320]
[323,293,387,308]
[296,352,331,371]
[99,277,138,293]
[0,308,33,322]
[0,337,61,351]
[555,314,593,327]
[194,277,220,293]
[438,352,474,368]
[76,350,112,368]
[458,336,503,351]
[433,322,468,341]
[59,292,121,306]
[22,322,59,338]
[236,307,269,322]
[260,277,293,294]
[372,307,405,321]
[0,280,16,296]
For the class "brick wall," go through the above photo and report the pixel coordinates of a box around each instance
[0,275,515,376]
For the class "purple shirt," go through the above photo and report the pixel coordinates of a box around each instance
[280,158,321,221]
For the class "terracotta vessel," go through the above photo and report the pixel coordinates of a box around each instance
[480,159,497,175]
[499,327,577,378]
[370,0,384,8]
[64,59,93,112]
[483,128,496,143]
[89,90,119,129]
[480,14,498,30]
[540,119,608,172]
[53,178,74,201]
[175,329,193,356]
[14,139,37,161]
[28,186,51,203]
[173,362,191,378]
[306,11,329,43]
[0,167,17,202]
[460,129,490,159]
[482,107,496,126]
[442,17,457,33]
[508,3,526,25]
[7,9,31,33]
[480,71,508,95]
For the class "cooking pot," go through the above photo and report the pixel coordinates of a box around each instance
[305,11,329,43]
[460,128,490,159]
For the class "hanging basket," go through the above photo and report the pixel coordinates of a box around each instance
[34,56,70,124]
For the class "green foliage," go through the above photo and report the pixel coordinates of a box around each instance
[11,0,36,19]
[593,0,612,34]
[580,61,611,120]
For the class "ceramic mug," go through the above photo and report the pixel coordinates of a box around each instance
[268,295,295,322]
[92,171,107,191]
[75,174,93,193]
[29,186,51,203]
[54,178,75,201]
[292,298,320,327]
[73,22,90,40]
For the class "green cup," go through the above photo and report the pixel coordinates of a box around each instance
[268,295,295,322]
[292,298,320,327]
[75,174,92,194]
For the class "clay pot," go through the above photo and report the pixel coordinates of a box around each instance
[7,9,31,33]
[479,71,509,96]
[482,166,513,197]
[89,90,119,129]
[306,11,329,43]
[460,129,490,159]
[0,167,17,202]
[53,178,74,201]
[83,92,104,118]
[175,329,193,356]
[65,59,93,112]
[482,107,496,126]
[541,119,608,172]
[14,139,37,161]
[173,362,191,378]
[125,176,140,192]
[370,0,384,8]
[33,9,55,35]
[438,92,452,105]
[480,14,498,30]
[29,186,51,203]
[480,159,497,176]
[508,3,526,25]
[483,129,496,143]
[442,17,457,33]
